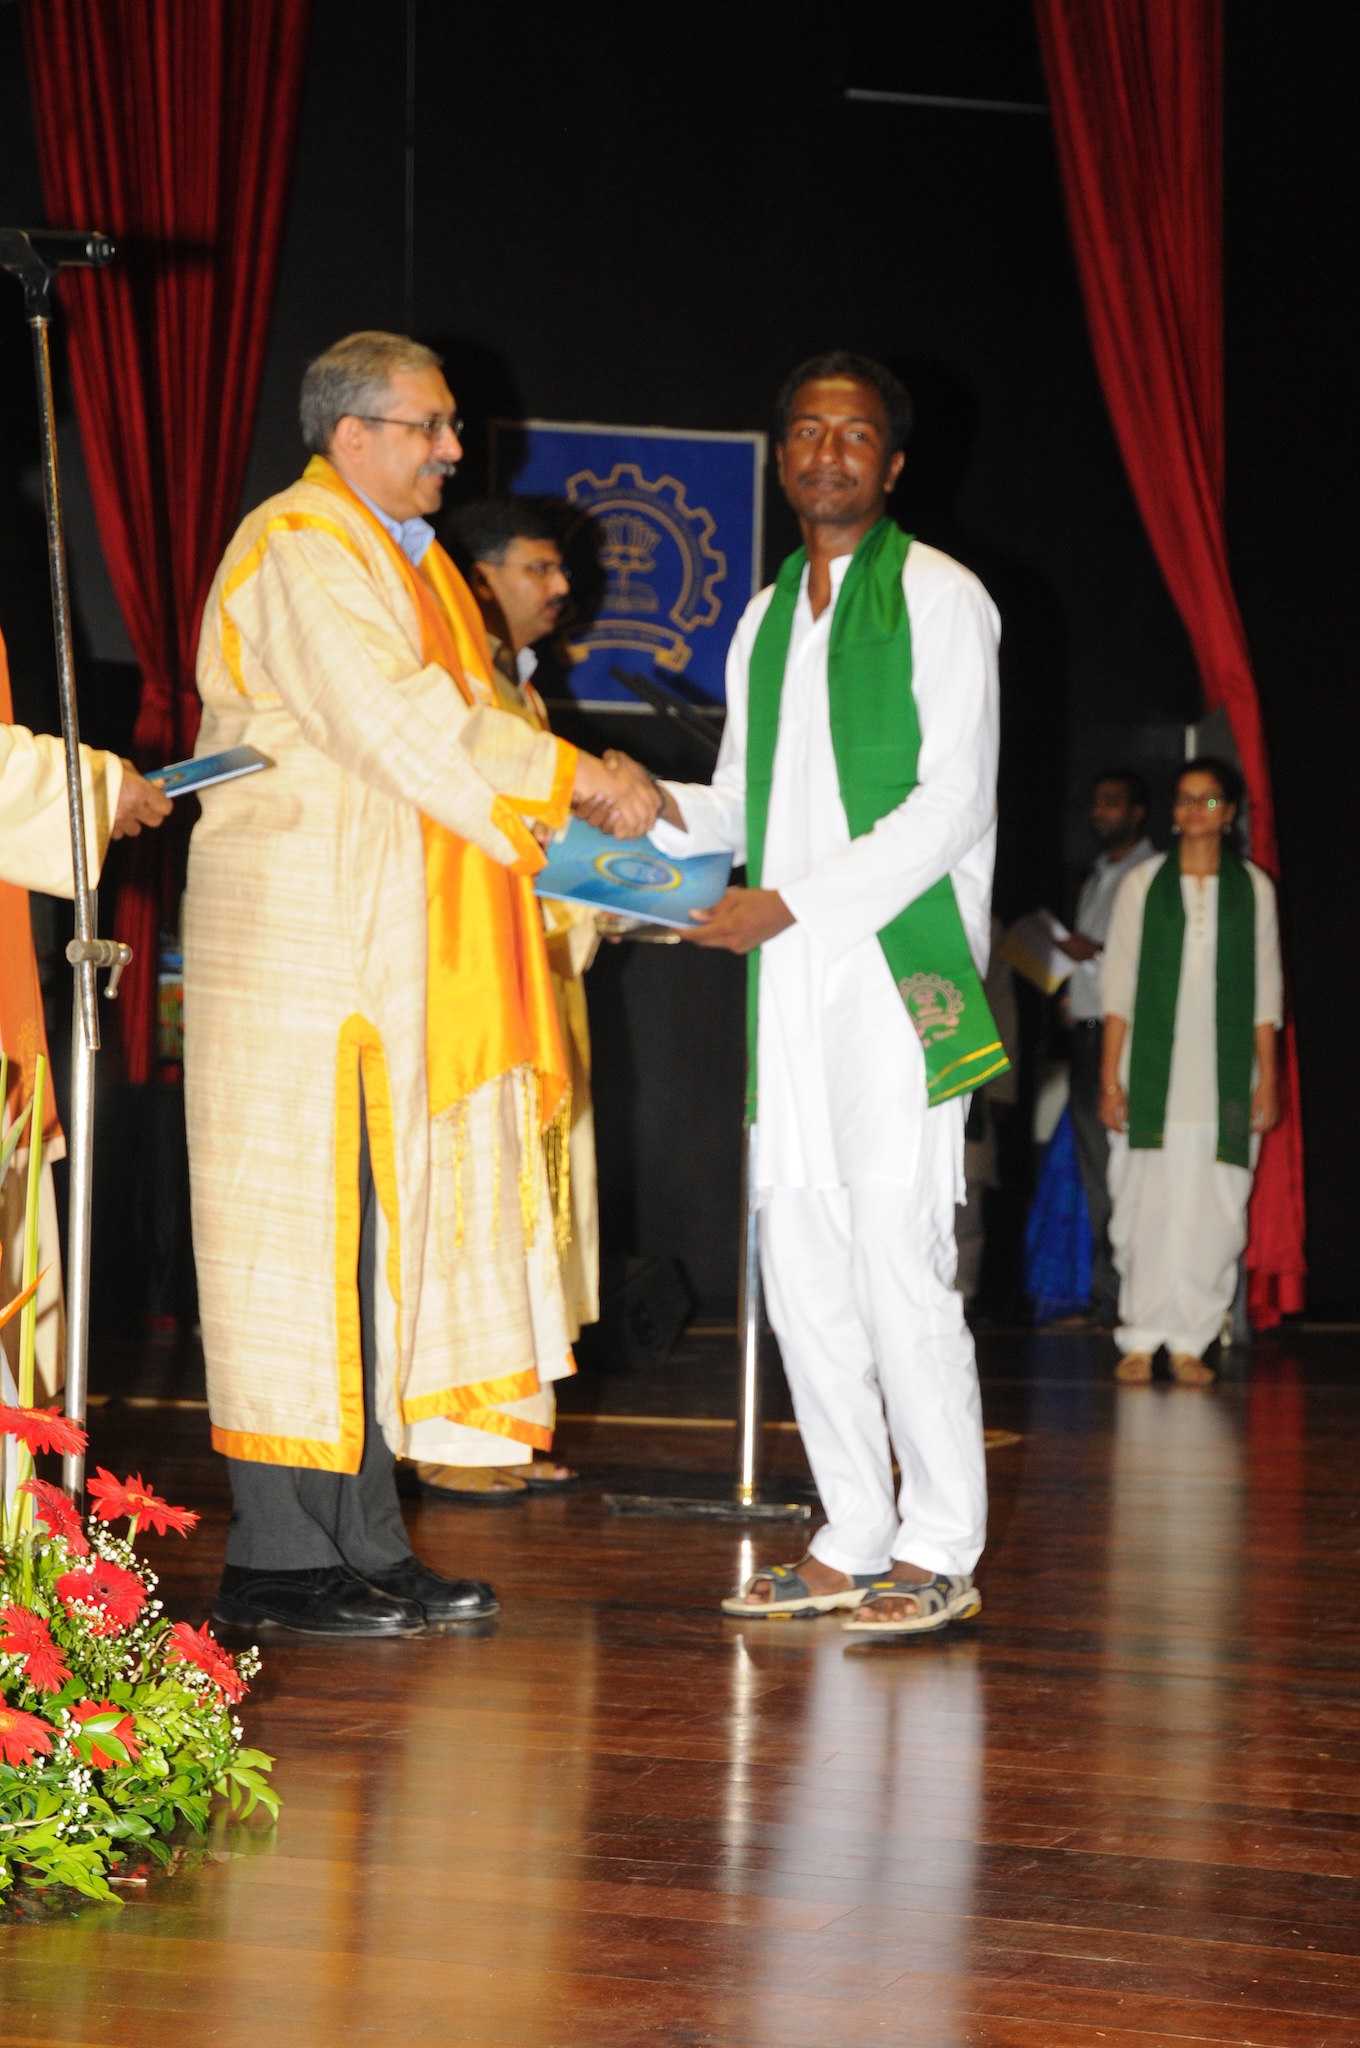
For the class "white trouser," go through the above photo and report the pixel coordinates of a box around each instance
[758,1114,988,1578]
[1108,1123,1253,1359]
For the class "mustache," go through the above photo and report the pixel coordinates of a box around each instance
[419,459,458,479]
[792,465,856,489]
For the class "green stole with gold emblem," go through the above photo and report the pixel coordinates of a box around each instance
[743,516,1008,1122]
[1126,845,1256,1169]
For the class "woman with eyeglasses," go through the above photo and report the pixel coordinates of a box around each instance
[1097,756,1282,1384]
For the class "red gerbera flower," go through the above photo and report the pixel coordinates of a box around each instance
[0,1703,54,1765]
[166,1620,247,1704]
[85,1469,199,1538]
[0,1604,71,1694]
[0,1403,87,1457]
[55,1558,147,1636]
[20,1477,89,1556]
[69,1698,141,1768]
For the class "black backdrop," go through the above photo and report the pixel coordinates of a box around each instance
[0,1,1355,1311]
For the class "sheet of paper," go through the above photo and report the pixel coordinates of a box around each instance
[999,909,1075,995]
[534,816,731,931]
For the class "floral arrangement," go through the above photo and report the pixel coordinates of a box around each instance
[1,1052,277,1905]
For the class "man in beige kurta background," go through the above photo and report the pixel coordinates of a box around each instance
[187,333,643,1639]
[403,495,602,1503]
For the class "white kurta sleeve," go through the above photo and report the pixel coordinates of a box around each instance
[0,723,123,896]
[1251,865,1283,1028]
[223,528,567,868]
[776,563,1000,959]
[1099,859,1158,1021]
[648,589,767,862]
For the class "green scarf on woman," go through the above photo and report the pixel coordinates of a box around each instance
[1126,844,1256,1168]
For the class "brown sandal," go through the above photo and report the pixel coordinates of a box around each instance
[1114,1352,1154,1383]
[413,1463,528,1504]
[1169,1352,1215,1385]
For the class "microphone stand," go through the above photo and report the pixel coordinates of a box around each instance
[0,228,125,1501]
[607,665,721,757]
[598,671,807,1523]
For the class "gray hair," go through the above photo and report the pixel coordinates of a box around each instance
[299,331,443,453]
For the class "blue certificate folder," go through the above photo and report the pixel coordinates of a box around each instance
[534,817,731,930]
[146,745,272,797]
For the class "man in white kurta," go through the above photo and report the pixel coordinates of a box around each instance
[618,355,1000,1636]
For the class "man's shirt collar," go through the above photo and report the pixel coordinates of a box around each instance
[1096,834,1155,873]
[348,482,435,566]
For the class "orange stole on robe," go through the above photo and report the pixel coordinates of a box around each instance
[301,460,573,1163]
[414,547,571,1133]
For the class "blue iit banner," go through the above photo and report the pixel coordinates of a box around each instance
[489,420,766,704]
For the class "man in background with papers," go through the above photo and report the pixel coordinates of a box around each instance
[391,495,601,1502]
[1057,771,1155,1330]
[612,352,1003,1639]
[454,494,600,1352]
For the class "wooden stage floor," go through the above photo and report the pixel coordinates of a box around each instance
[3,1327,1359,2046]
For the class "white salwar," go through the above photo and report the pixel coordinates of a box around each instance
[1100,854,1282,1359]
[653,543,1000,1577]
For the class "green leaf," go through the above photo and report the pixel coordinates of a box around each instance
[70,1725,133,1769]
[0,1097,34,1182]
[174,1794,210,1834]
[230,1748,277,1772]
[215,1763,281,1823]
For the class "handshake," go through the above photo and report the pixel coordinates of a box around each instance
[569,748,668,840]
[565,746,794,956]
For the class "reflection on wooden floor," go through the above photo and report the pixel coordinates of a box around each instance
[3,1331,1359,2046]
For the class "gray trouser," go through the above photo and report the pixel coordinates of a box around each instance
[1069,1019,1119,1319]
[223,1107,413,1575]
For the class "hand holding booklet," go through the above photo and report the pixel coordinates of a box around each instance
[145,745,273,797]
[533,816,731,931]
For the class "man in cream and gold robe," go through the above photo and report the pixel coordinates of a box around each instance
[188,333,645,1639]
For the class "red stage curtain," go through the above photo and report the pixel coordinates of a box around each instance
[22,0,310,1080]
[1033,0,1306,1326]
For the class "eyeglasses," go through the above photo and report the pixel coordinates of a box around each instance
[1174,792,1226,810]
[355,412,464,441]
[520,559,571,583]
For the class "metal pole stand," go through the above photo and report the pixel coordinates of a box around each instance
[1,227,119,1502]
[603,1126,812,1523]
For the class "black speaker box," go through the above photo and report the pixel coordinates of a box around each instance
[574,1256,692,1374]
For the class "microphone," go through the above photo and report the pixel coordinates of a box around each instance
[0,227,115,313]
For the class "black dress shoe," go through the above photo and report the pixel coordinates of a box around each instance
[364,1555,499,1626]
[212,1563,425,1638]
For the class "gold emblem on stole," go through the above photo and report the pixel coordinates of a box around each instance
[898,972,965,1047]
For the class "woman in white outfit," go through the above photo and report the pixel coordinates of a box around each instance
[1098,758,1282,1384]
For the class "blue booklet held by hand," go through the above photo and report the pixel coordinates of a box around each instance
[534,816,731,930]
[145,745,273,797]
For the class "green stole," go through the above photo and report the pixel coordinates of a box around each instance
[744,517,1008,1122]
[1127,846,1256,1168]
